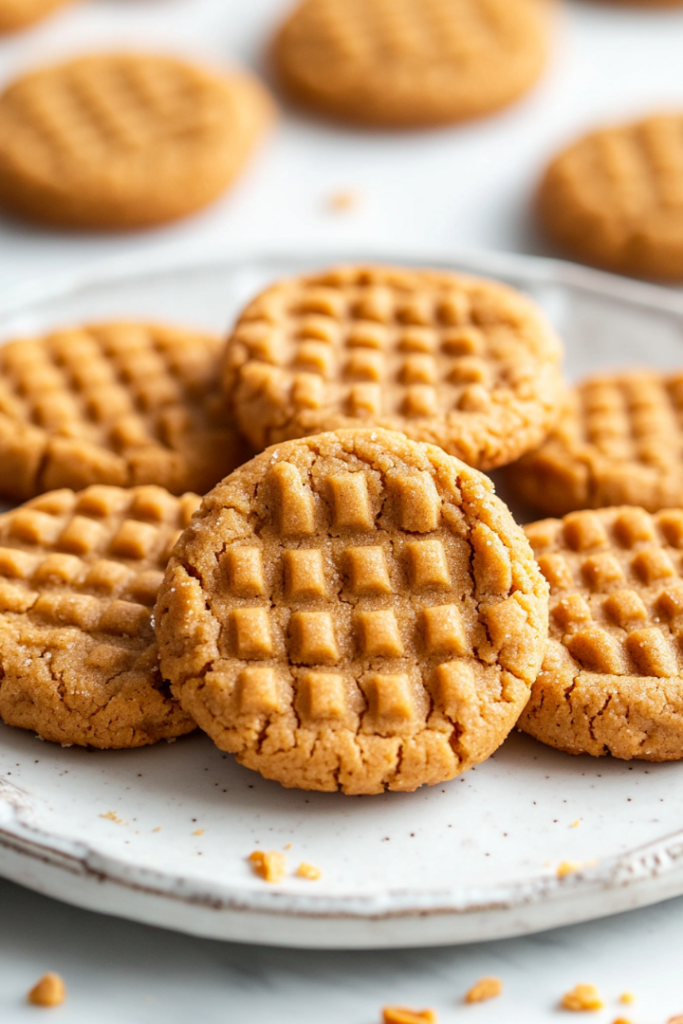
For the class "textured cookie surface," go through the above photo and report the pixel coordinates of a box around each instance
[156,428,548,795]
[0,485,199,748]
[0,53,272,228]
[539,114,683,280]
[0,0,73,32]
[222,265,564,472]
[522,506,683,760]
[508,370,683,517]
[0,321,247,502]
[273,0,547,127]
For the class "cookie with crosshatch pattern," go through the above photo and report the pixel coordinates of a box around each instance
[539,113,683,280]
[0,321,247,503]
[272,0,548,127]
[222,265,564,472]
[156,428,549,794]
[521,506,683,760]
[0,53,272,228]
[0,484,199,748]
[507,369,683,517]
[0,0,74,33]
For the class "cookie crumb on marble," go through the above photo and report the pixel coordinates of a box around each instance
[382,1008,437,1024]
[327,190,358,212]
[561,985,604,1012]
[464,977,503,1003]
[27,973,66,1007]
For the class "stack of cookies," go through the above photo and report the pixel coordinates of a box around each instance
[2,259,680,797]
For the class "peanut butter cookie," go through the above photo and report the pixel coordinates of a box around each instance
[0,0,73,32]
[539,114,683,280]
[508,369,683,517]
[522,507,683,760]
[0,485,199,748]
[0,54,272,229]
[156,428,549,794]
[272,0,548,127]
[222,265,564,472]
[0,321,248,502]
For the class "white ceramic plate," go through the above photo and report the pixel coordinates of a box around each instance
[2,246,683,951]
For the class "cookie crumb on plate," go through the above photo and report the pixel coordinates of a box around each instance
[296,861,322,880]
[27,972,66,1007]
[249,850,286,883]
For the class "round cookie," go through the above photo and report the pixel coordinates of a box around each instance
[0,54,273,229]
[222,265,565,472]
[0,484,199,748]
[156,428,549,795]
[507,369,683,517]
[0,321,249,502]
[522,506,683,760]
[272,0,548,128]
[0,0,74,33]
[539,113,683,280]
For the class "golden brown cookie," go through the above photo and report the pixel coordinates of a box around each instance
[0,321,248,503]
[0,0,73,33]
[522,506,683,760]
[507,369,683,517]
[272,0,548,128]
[539,113,683,280]
[0,484,199,748]
[156,428,549,795]
[0,54,273,229]
[222,265,565,472]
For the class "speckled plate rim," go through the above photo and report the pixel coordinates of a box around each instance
[1,243,683,948]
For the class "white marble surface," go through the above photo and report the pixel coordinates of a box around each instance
[3,874,683,1023]
[2,0,683,1019]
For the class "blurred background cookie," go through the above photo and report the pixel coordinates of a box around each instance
[222,264,565,472]
[507,369,683,516]
[272,0,549,128]
[538,113,683,280]
[0,0,74,34]
[0,53,273,229]
[0,484,198,748]
[0,321,249,501]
